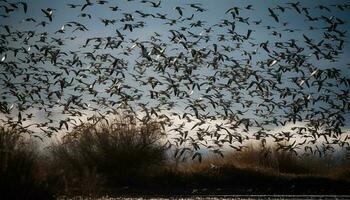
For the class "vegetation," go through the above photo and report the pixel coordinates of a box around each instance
[0,126,53,199]
[1,122,349,199]
[48,117,166,195]
[178,143,350,180]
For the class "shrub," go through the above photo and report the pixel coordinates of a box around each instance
[49,115,166,194]
[0,125,53,199]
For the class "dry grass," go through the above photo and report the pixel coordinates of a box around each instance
[177,143,350,181]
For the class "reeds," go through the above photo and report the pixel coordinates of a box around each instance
[178,143,350,180]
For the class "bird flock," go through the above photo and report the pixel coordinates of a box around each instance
[0,0,349,160]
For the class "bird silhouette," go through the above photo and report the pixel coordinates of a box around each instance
[41,8,54,21]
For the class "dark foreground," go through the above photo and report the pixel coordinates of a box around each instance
[58,167,350,199]
[4,167,350,200]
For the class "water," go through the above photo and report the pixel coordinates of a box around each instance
[58,195,350,200]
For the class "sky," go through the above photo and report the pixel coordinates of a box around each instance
[0,0,350,157]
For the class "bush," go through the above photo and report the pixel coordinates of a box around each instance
[49,116,166,194]
[0,125,53,199]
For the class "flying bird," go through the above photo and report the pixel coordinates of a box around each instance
[268,8,279,22]
[81,0,93,11]
[41,8,54,21]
